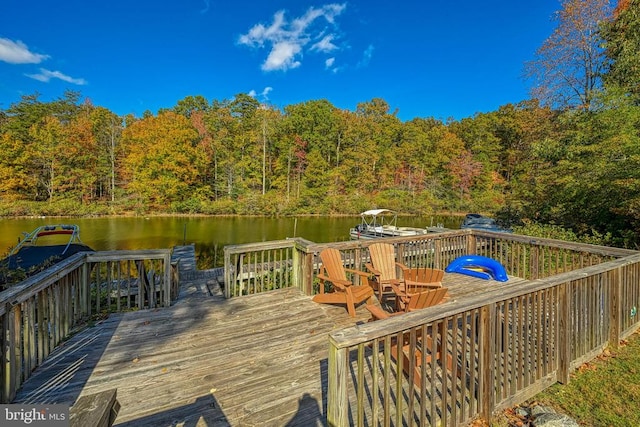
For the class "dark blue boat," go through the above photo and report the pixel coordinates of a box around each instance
[2,224,94,271]
[460,214,512,233]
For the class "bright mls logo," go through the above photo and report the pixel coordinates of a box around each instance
[1,405,68,426]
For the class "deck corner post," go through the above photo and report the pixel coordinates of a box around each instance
[466,232,477,254]
[327,338,349,427]
[296,246,314,296]
[479,303,496,421]
[557,281,571,384]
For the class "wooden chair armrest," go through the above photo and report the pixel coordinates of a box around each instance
[366,304,403,321]
[366,305,390,320]
[365,263,382,275]
[344,268,371,278]
[390,282,404,296]
[396,262,410,273]
[316,274,349,290]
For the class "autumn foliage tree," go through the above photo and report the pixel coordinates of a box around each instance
[602,0,640,102]
[121,112,205,209]
[524,0,612,110]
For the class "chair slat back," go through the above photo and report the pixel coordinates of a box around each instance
[410,268,444,283]
[320,248,348,281]
[407,287,448,311]
[368,243,397,282]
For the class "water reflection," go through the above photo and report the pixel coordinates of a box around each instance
[0,215,462,269]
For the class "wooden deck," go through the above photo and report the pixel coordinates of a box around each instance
[13,261,526,426]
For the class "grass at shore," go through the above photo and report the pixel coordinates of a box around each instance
[493,330,640,426]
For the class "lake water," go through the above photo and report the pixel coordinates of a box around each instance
[0,215,462,268]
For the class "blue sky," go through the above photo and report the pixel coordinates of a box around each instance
[0,0,559,121]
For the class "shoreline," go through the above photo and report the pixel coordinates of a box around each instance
[0,211,470,220]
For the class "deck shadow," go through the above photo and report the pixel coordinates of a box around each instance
[284,392,325,427]
[12,277,222,407]
[115,393,230,427]
[13,313,123,406]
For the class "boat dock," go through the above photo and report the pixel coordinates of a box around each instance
[9,236,637,426]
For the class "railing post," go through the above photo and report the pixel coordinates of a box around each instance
[224,249,232,299]
[327,337,348,427]
[397,243,405,264]
[434,239,442,268]
[2,303,11,403]
[82,261,91,319]
[292,245,301,293]
[466,231,477,254]
[530,245,540,280]
[609,267,622,349]
[163,252,172,307]
[354,247,363,271]
[479,303,496,421]
[557,282,571,384]
[301,249,314,296]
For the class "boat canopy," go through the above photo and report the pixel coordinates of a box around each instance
[360,209,396,216]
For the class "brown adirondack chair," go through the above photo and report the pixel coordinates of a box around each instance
[366,243,443,302]
[392,284,449,312]
[312,248,375,317]
[366,286,449,319]
[366,287,454,388]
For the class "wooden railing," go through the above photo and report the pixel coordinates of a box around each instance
[223,239,312,298]
[222,230,640,425]
[325,254,640,425]
[223,230,634,298]
[0,249,177,403]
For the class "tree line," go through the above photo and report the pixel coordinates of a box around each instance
[1,0,639,248]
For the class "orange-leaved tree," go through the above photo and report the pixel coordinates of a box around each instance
[121,111,206,209]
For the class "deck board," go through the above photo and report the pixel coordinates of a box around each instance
[13,270,524,426]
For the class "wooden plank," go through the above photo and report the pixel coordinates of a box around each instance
[70,389,119,427]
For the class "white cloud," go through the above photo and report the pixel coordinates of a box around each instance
[0,38,49,64]
[249,86,274,101]
[200,0,210,14]
[311,35,338,53]
[263,41,302,71]
[238,3,346,72]
[358,44,374,67]
[325,57,335,68]
[25,68,87,85]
